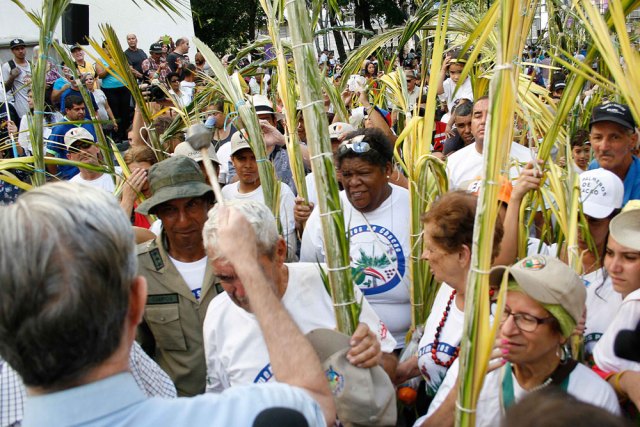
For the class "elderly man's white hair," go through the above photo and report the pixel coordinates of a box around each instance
[203,200,279,260]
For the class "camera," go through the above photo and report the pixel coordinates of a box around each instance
[139,79,166,102]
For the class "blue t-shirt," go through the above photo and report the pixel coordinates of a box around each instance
[59,88,99,119]
[53,77,69,90]
[588,156,640,205]
[46,121,97,180]
[99,59,125,89]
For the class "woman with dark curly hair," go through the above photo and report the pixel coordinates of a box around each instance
[300,127,410,349]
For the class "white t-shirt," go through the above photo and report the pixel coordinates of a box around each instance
[305,172,318,206]
[300,184,411,347]
[203,262,397,392]
[69,173,116,193]
[92,89,109,121]
[446,141,533,190]
[440,77,474,112]
[216,142,232,184]
[222,181,297,257]
[180,81,196,105]
[168,255,207,300]
[417,284,464,396]
[583,269,622,361]
[2,60,32,117]
[593,288,640,372]
[18,114,52,155]
[419,359,620,426]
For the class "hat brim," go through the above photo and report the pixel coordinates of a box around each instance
[509,268,561,307]
[230,143,252,157]
[582,200,614,219]
[136,181,213,215]
[306,329,351,360]
[590,116,635,131]
[610,209,640,251]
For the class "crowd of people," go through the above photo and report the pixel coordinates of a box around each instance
[1,27,640,427]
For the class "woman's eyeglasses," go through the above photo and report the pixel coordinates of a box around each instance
[501,307,556,333]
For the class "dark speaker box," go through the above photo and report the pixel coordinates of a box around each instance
[62,4,90,45]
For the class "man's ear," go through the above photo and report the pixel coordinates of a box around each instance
[128,276,148,329]
[275,237,287,263]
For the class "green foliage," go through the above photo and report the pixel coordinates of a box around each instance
[191,0,266,55]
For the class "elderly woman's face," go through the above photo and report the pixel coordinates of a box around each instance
[421,223,467,287]
[498,292,564,366]
[339,157,391,213]
[604,235,640,299]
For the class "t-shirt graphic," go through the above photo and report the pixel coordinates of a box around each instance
[349,224,406,295]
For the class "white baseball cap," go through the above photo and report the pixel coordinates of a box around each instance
[580,168,624,219]
[229,131,252,157]
[328,122,356,140]
[173,141,220,165]
[64,127,95,150]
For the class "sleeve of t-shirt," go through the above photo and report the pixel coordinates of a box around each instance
[299,209,325,263]
[279,183,298,258]
[1,63,9,82]
[356,285,397,352]
[53,77,68,90]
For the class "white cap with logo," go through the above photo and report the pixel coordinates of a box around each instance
[580,168,624,218]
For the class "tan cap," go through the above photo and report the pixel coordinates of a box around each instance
[306,329,397,426]
[229,131,252,157]
[64,127,95,150]
[609,208,640,251]
[509,255,586,324]
[173,141,220,165]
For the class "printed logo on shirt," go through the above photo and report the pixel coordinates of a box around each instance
[349,224,406,295]
[325,365,345,396]
[254,363,273,383]
[379,321,388,340]
[192,287,202,300]
[418,342,458,359]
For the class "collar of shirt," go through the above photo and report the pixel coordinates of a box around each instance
[23,372,146,427]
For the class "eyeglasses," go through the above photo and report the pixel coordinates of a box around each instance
[501,307,556,333]
[170,79,180,83]
[71,141,93,150]
[337,135,373,156]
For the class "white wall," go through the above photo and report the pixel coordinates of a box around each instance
[1,0,196,63]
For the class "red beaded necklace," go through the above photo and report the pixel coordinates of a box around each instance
[431,289,495,368]
[431,290,460,367]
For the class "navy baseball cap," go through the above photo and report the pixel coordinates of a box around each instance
[590,102,636,131]
[10,39,26,49]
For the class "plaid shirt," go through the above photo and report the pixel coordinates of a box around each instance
[0,342,176,427]
[141,58,169,82]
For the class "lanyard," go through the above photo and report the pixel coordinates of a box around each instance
[500,362,570,412]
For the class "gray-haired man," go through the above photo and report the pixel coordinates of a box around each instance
[0,182,334,426]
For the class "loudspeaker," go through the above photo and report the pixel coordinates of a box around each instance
[62,4,90,45]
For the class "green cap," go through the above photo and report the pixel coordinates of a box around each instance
[136,156,213,215]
